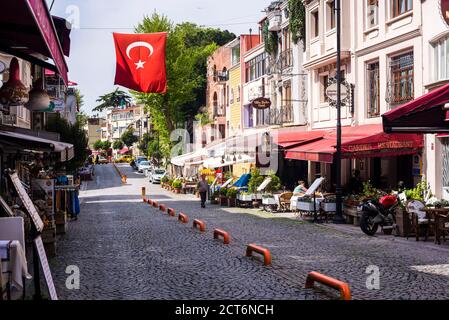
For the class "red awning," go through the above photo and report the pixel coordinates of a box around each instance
[285,124,423,163]
[382,83,449,133]
[272,128,326,148]
[118,147,129,155]
[0,0,69,84]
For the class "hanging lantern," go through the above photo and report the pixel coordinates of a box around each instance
[26,78,51,111]
[0,57,29,106]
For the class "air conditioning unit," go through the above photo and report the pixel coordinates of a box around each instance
[268,13,281,32]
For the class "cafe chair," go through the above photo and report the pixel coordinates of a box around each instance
[406,200,433,241]
[435,213,449,245]
[279,192,293,212]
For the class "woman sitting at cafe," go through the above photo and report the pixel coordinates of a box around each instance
[293,181,308,195]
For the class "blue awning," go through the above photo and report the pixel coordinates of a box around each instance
[233,174,251,188]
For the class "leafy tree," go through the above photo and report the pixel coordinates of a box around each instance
[74,88,85,110]
[138,133,152,154]
[93,140,103,151]
[288,0,306,45]
[101,140,112,150]
[46,116,89,171]
[133,13,235,159]
[93,88,132,112]
[113,140,124,150]
[121,128,138,147]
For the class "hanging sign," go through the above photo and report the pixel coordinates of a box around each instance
[442,0,449,26]
[9,173,44,232]
[34,236,58,300]
[252,97,272,110]
[326,82,349,102]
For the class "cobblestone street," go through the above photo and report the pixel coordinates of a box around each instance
[50,164,449,300]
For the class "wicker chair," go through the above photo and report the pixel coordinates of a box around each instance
[279,192,294,212]
[406,200,433,241]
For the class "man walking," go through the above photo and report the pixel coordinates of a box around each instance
[197,174,209,208]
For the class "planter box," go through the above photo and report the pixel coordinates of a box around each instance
[228,198,237,207]
[262,197,276,205]
[220,196,228,206]
[297,201,315,212]
[238,194,253,202]
[321,202,343,212]
[254,194,263,200]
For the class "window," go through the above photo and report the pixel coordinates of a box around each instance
[320,74,329,103]
[327,1,336,31]
[390,52,414,104]
[237,86,241,102]
[311,10,319,38]
[391,0,413,18]
[367,61,380,117]
[230,88,234,104]
[432,36,449,82]
[366,0,379,28]
[245,53,267,83]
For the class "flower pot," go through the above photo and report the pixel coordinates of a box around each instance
[175,188,181,194]
[262,197,276,205]
[238,194,253,202]
[297,201,315,212]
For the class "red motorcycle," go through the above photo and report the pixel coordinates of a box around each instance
[359,194,398,236]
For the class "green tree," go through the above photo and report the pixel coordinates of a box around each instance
[46,116,89,171]
[138,133,152,155]
[74,88,85,110]
[133,13,234,159]
[113,140,125,150]
[93,140,103,151]
[121,128,138,147]
[101,140,112,150]
[93,88,132,112]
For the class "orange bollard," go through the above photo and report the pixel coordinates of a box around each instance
[159,204,166,212]
[167,208,176,217]
[213,229,230,245]
[193,219,206,232]
[178,213,189,223]
[153,201,158,208]
[246,244,271,266]
[141,187,146,200]
[305,271,351,300]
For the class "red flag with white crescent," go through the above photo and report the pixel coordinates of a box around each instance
[113,32,167,93]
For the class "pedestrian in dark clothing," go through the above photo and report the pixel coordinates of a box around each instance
[348,169,363,194]
[197,174,209,208]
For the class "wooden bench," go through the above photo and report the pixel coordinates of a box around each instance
[246,244,271,266]
[213,229,230,245]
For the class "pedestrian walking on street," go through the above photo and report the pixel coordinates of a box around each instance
[197,174,209,209]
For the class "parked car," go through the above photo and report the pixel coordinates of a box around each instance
[137,160,152,173]
[115,155,133,163]
[149,168,166,184]
[98,156,109,164]
[132,156,148,170]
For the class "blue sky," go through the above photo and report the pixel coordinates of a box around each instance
[47,0,270,115]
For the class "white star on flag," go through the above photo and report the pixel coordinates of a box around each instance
[135,60,146,69]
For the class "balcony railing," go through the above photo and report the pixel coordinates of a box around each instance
[214,71,229,83]
[266,105,293,125]
[213,105,226,117]
[279,49,293,70]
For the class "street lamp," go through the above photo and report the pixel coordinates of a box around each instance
[333,0,345,224]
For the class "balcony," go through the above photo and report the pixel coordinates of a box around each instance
[214,71,229,83]
[213,105,226,117]
[279,49,293,70]
[267,105,293,125]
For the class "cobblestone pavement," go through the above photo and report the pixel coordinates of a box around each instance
[50,164,449,300]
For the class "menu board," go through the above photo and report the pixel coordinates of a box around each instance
[34,236,58,300]
[9,173,44,232]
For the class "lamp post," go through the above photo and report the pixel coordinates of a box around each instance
[333,0,345,224]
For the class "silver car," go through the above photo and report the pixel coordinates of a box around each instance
[137,160,151,173]
[149,168,166,184]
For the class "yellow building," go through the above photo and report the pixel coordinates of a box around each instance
[228,65,241,136]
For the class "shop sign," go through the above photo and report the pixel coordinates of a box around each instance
[442,0,449,26]
[252,97,272,110]
[34,236,58,300]
[326,82,349,102]
[9,173,44,232]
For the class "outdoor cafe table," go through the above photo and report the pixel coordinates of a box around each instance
[422,207,449,245]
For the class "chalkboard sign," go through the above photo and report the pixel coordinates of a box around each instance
[34,236,58,300]
[9,173,44,232]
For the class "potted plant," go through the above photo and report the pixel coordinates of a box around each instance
[297,195,315,212]
[161,176,169,188]
[248,168,265,207]
[219,187,228,206]
[172,180,182,194]
[227,188,238,207]
[238,191,253,202]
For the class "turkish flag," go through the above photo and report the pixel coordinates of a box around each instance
[113,32,167,93]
